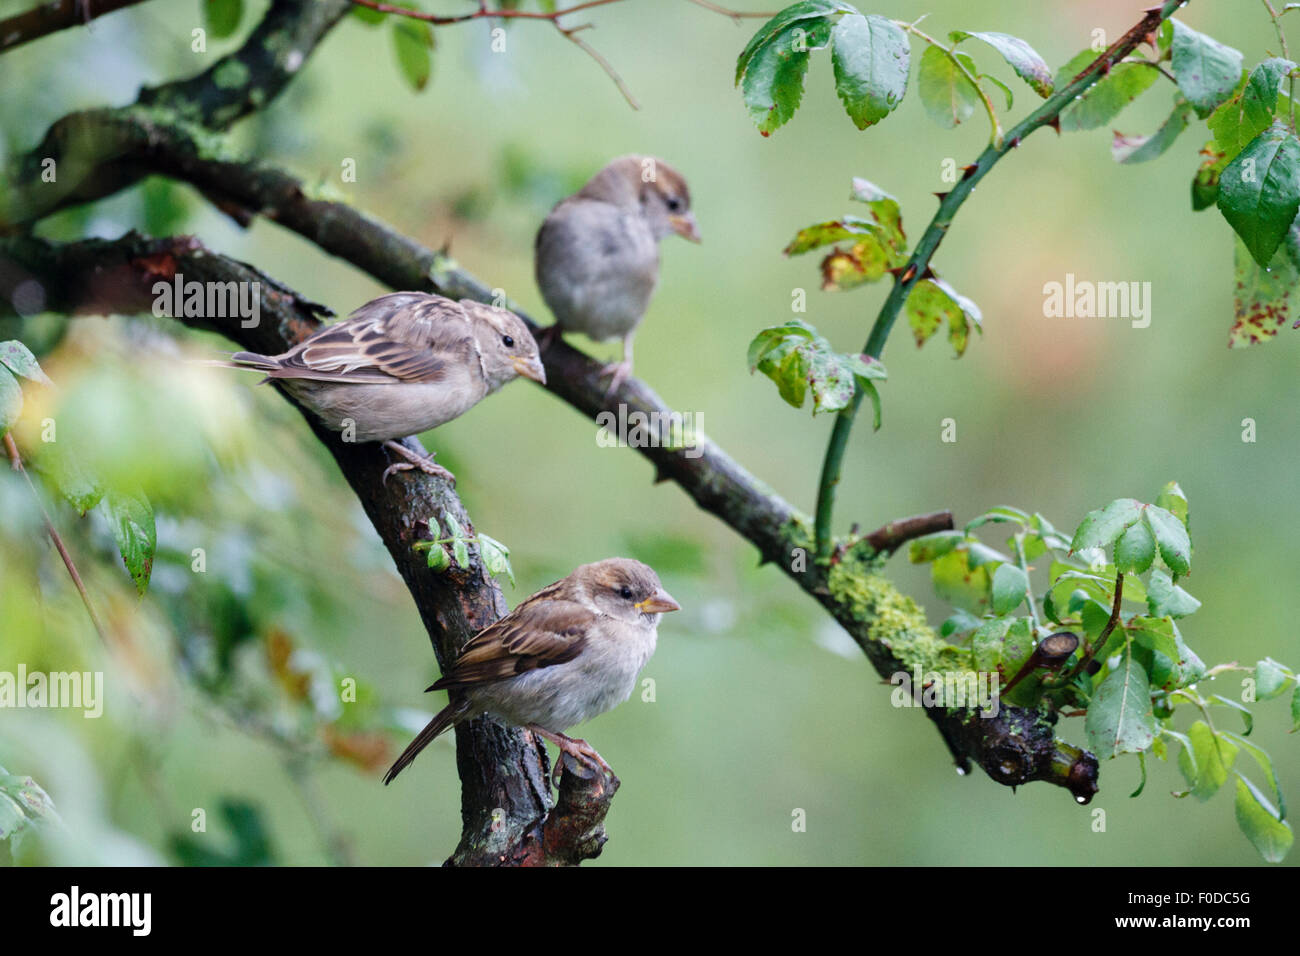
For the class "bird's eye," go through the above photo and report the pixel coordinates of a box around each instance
[619,585,633,600]
[666,197,682,213]
[502,335,515,347]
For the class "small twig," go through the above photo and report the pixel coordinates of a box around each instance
[682,0,776,22]
[350,0,639,108]
[1063,570,1124,682]
[4,431,109,644]
[0,0,149,53]
[1012,532,1041,630]
[863,510,954,553]
[1263,0,1297,131]
[284,754,356,867]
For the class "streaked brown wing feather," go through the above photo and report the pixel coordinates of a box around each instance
[267,293,475,385]
[431,586,590,691]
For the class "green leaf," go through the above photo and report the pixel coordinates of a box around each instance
[204,0,244,39]
[735,0,846,85]
[748,320,886,415]
[908,530,964,563]
[1178,720,1238,800]
[392,17,434,92]
[1113,518,1155,574]
[1234,776,1293,862]
[904,278,982,356]
[1058,54,1159,132]
[1071,498,1143,553]
[350,4,387,25]
[452,537,470,570]
[742,18,832,135]
[1256,658,1292,700]
[0,768,61,848]
[1218,123,1300,268]
[940,608,982,636]
[784,215,893,257]
[0,367,21,436]
[1143,504,1191,576]
[917,45,981,129]
[931,547,991,614]
[990,562,1027,615]
[950,30,1053,97]
[477,533,515,587]
[102,490,155,596]
[0,341,53,386]
[34,441,104,515]
[1129,751,1148,797]
[1292,684,1300,733]
[1111,97,1193,164]
[1146,568,1200,618]
[964,506,1029,533]
[1168,19,1244,117]
[1085,647,1156,759]
[848,176,906,249]
[1192,142,1230,210]
[830,13,909,129]
[1230,230,1300,346]
[1212,697,1254,737]
[1154,481,1189,527]
[1208,61,1293,162]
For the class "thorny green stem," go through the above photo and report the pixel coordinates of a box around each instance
[812,0,1189,561]
[4,432,109,644]
[1262,0,1297,131]
[1013,532,1041,631]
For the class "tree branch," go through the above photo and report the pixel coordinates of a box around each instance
[0,0,150,53]
[0,230,617,865]
[812,0,1189,559]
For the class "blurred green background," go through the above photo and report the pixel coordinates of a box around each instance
[1,0,1296,865]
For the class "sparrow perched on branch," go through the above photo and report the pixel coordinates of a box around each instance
[535,155,700,393]
[383,557,681,785]
[226,292,545,482]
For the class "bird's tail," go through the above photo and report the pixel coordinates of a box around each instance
[383,698,472,785]
[225,351,281,372]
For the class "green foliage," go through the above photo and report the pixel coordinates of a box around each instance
[414,515,516,586]
[0,768,61,852]
[747,319,885,423]
[392,17,435,92]
[170,800,275,866]
[831,13,910,130]
[906,483,1293,861]
[203,0,245,40]
[917,44,981,129]
[949,30,1053,98]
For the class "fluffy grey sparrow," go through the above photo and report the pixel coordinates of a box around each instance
[384,557,680,785]
[535,155,700,393]
[226,292,545,482]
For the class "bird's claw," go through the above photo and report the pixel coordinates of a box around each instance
[381,441,455,486]
[600,360,632,396]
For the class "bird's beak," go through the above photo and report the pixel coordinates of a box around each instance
[513,356,547,385]
[669,213,701,243]
[636,589,681,614]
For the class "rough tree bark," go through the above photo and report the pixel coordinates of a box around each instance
[0,0,1193,863]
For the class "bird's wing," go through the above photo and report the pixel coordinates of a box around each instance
[266,293,476,385]
[431,586,591,691]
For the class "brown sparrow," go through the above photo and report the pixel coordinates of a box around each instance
[534,155,700,393]
[383,557,680,785]
[226,292,545,482]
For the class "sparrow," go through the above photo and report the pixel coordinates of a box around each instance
[534,155,700,393]
[383,557,681,786]
[226,292,545,482]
